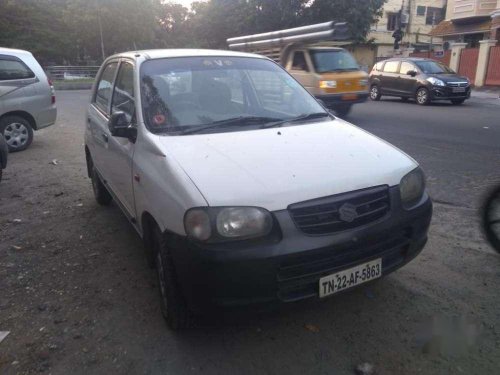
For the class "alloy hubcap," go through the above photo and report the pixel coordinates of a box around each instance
[370,87,378,99]
[4,123,28,148]
[417,90,427,103]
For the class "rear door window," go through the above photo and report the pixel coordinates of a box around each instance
[383,61,400,73]
[400,61,416,75]
[0,56,35,81]
[94,62,118,114]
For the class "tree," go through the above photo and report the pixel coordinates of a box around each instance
[303,0,386,42]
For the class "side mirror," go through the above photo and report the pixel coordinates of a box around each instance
[108,111,137,141]
[407,70,417,77]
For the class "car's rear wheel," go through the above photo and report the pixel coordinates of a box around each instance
[91,166,112,206]
[0,116,34,152]
[369,85,381,101]
[154,227,192,330]
[451,99,465,105]
[416,88,431,105]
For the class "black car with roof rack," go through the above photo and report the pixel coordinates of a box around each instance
[368,57,471,105]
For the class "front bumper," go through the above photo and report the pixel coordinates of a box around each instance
[170,187,432,313]
[316,91,369,108]
[430,86,471,101]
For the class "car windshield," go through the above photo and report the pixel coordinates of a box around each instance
[140,56,327,135]
[310,49,360,73]
[415,60,454,74]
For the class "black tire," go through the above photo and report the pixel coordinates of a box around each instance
[335,105,352,117]
[0,115,34,152]
[482,186,500,253]
[154,227,192,330]
[451,99,465,105]
[369,85,381,101]
[91,166,112,206]
[415,87,431,105]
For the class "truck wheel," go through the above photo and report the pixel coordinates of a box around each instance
[0,116,34,152]
[335,105,352,117]
[91,166,112,206]
[369,85,381,101]
[154,227,192,330]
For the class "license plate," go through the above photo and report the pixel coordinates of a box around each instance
[452,87,466,93]
[319,259,382,298]
[342,93,358,101]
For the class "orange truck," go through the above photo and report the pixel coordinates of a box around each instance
[227,22,369,117]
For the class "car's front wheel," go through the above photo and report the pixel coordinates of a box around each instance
[451,99,465,105]
[154,227,192,330]
[416,87,431,105]
[370,85,381,101]
[0,116,34,152]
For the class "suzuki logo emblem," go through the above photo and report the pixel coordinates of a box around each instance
[339,203,358,223]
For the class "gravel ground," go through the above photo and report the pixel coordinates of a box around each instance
[0,91,499,375]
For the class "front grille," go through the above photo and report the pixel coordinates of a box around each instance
[447,82,468,88]
[288,186,390,235]
[277,228,412,302]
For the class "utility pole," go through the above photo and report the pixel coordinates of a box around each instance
[429,11,436,58]
[97,0,106,61]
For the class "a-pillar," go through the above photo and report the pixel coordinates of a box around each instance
[449,42,467,73]
[475,39,497,87]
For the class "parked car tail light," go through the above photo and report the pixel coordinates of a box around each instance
[48,79,56,104]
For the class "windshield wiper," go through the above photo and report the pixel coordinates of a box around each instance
[180,116,283,135]
[260,112,331,129]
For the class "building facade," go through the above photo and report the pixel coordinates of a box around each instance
[347,0,447,69]
[430,0,500,46]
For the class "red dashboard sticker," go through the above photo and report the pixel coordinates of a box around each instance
[153,114,166,125]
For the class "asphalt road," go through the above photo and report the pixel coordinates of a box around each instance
[1,91,499,375]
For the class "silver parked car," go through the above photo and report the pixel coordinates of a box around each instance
[0,47,57,151]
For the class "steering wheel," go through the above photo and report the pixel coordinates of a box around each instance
[482,185,500,252]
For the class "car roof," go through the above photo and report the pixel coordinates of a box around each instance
[109,48,268,61]
[380,57,433,62]
[0,47,33,57]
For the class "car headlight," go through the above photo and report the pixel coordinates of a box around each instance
[399,168,426,206]
[359,78,369,86]
[319,80,337,89]
[184,207,273,241]
[426,77,445,87]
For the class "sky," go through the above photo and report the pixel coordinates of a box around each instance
[165,0,198,8]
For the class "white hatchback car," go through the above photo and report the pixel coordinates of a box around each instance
[85,49,432,330]
[0,47,57,151]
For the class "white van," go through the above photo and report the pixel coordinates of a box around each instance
[84,49,432,330]
[0,47,57,151]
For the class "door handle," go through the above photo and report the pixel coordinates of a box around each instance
[102,133,109,143]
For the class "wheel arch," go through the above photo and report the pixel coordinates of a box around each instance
[0,111,37,130]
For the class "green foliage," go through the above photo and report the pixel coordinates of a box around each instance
[0,0,386,64]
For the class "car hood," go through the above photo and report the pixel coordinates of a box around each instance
[158,119,418,211]
[428,73,468,83]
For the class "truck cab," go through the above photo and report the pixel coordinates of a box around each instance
[285,46,368,116]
